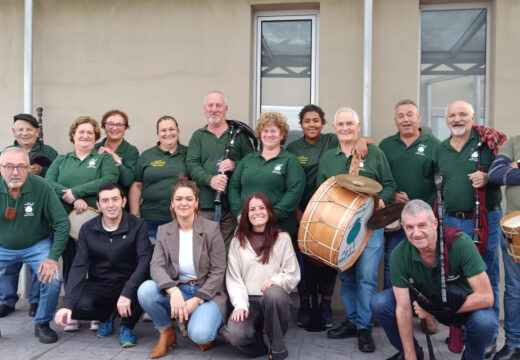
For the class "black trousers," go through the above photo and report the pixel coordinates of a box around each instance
[71,280,143,329]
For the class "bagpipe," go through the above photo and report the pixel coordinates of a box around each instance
[28,107,53,168]
[213,120,259,222]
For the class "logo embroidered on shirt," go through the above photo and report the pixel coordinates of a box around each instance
[469,151,479,162]
[359,160,365,169]
[87,159,98,168]
[297,155,308,165]
[272,164,284,174]
[151,160,166,167]
[24,202,35,217]
[416,144,427,156]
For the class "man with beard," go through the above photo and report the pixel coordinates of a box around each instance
[433,100,505,358]
[0,147,69,343]
[186,91,254,247]
[0,114,59,318]
[54,182,152,347]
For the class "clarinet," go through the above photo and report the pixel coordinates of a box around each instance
[434,173,447,303]
[472,142,483,245]
[214,124,241,205]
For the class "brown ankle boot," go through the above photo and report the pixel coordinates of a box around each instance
[150,325,177,359]
[198,341,214,352]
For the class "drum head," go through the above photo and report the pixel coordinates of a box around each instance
[69,207,99,240]
[501,210,520,263]
[337,196,374,270]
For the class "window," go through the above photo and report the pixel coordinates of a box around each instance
[254,12,318,130]
[419,4,489,140]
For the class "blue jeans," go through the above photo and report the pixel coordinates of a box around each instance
[0,262,40,306]
[338,228,383,329]
[383,228,406,290]
[371,288,497,360]
[137,280,222,344]
[445,209,501,340]
[145,220,167,246]
[0,237,62,324]
[501,235,520,348]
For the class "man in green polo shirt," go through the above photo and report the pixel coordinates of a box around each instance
[371,199,497,360]
[186,91,254,246]
[1,114,60,318]
[0,147,70,343]
[433,100,503,358]
[379,100,440,292]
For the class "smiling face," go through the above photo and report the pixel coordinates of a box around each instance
[97,188,126,223]
[261,125,283,150]
[12,120,40,150]
[171,186,198,220]
[104,114,126,142]
[73,123,96,151]
[0,150,29,189]
[446,101,475,137]
[301,111,324,142]
[334,111,361,144]
[157,118,179,149]
[402,211,438,251]
[203,92,228,125]
[395,104,421,139]
[248,197,269,232]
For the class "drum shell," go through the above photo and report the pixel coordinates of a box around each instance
[69,207,99,240]
[501,210,520,263]
[298,177,374,271]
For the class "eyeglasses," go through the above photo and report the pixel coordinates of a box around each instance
[1,164,29,173]
[105,123,126,129]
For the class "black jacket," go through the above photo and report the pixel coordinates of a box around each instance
[61,211,152,309]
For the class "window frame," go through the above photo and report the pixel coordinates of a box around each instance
[253,10,319,128]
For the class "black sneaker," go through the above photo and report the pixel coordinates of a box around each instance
[386,347,424,360]
[327,319,357,339]
[296,306,311,328]
[485,343,496,359]
[35,322,58,344]
[0,304,14,318]
[28,303,38,317]
[319,301,333,328]
[358,328,375,353]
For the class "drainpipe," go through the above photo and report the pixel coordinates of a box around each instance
[362,0,372,137]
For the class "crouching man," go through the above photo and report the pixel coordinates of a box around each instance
[54,182,152,347]
[370,199,497,360]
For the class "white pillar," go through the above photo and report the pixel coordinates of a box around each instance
[362,0,373,137]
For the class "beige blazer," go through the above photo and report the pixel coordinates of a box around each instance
[150,216,229,317]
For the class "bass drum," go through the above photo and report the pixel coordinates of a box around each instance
[298,176,375,271]
[69,207,99,240]
[501,210,520,263]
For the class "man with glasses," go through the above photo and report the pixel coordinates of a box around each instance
[0,147,70,343]
[1,114,60,318]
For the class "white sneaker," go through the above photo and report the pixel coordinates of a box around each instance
[90,320,100,331]
[64,319,80,332]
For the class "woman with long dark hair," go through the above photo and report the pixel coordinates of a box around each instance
[223,192,300,360]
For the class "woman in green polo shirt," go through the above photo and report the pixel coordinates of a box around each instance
[129,116,187,245]
[286,105,339,329]
[229,112,305,237]
[95,109,139,198]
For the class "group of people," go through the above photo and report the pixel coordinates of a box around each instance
[1,90,519,360]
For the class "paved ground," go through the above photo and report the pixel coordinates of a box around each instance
[0,297,504,360]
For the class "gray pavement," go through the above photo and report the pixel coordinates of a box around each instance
[0,297,504,360]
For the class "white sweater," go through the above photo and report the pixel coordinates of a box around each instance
[226,231,301,312]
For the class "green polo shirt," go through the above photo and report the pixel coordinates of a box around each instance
[390,232,486,295]
[286,133,339,210]
[186,124,254,209]
[433,128,502,212]
[228,149,305,234]
[135,144,188,222]
[0,174,70,260]
[10,141,59,177]
[379,131,440,205]
[316,144,396,204]
[45,149,119,213]
[95,138,139,190]
[497,135,520,215]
